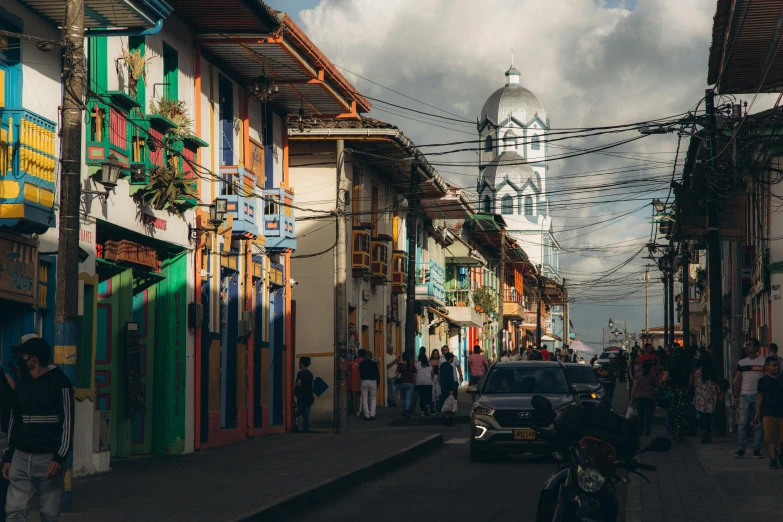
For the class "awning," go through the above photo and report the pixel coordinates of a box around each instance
[20,0,169,30]
[541,334,562,342]
[167,0,369,117]
[444,236,486,267]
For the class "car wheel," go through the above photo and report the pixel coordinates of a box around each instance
[470,446,486,462]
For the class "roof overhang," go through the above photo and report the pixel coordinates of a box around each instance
[288,126,450,201]
[20,0,170,29]
[166,0,370,116]
[463,213,533,272]
[444,235,486,267]
[708,0,783,93]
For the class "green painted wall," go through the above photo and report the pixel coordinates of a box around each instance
[128,36,145,113]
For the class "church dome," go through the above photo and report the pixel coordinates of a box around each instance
[481,66,547,125]
[481,152,539,190]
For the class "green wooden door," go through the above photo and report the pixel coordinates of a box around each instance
[131,284,156,454]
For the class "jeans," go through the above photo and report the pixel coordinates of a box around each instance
[602,381,616,407]
[361,380,377,418]
[387,377,397,405]
[699,411,713,437]
[417,384,433,413]
[399,383,414,414]
[738,393,763,451]
[6,451,63,522]
[469,375,484,403]
[297,404,311,433]
[634,397,655,436]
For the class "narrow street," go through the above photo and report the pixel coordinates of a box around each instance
[289,425,556,522]
[289,389,631,522]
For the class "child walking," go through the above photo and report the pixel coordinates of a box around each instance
[754,356,783,468]
[691,353,721,444]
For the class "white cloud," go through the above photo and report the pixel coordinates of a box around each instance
[294,0,764,347]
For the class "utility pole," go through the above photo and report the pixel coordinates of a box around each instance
[536,266,543,347]
[705,88,726,435]
[405,163,420,360]
[663,269,668,348]
[668,254,675,346]
[496,230,506,360]
[645,265,650,344]
[57,0,85,510]
[334,140,348,433]
[562,280,569,346]
[682,248,690,348]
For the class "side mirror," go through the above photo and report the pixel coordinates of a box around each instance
[638,437,672,454]
[467,385,478,394]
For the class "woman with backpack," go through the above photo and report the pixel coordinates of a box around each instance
[631,360,658,436]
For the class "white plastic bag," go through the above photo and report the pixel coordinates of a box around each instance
[625,405,635,419]
[442,394,458,414]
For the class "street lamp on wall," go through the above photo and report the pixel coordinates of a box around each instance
[189,198,229,240]
[608,318,614,330]
[83,153,123,203]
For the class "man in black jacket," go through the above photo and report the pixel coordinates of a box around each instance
[359,350,380,421]
[2,338,74,521]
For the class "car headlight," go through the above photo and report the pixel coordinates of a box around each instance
[577,467,605,493]
[473,425,488,439]
[472,402,493,415]
[594,387,606,399]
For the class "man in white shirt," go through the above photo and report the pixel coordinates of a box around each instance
[385,344,399,407]
[733,338,766,458]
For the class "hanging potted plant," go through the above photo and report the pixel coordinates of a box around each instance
[135,157,198,216]
[474,286,497,316]
[149,97,193,137]
[117,48,153,99]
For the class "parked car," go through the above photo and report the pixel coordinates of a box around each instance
[564,363,608,410]
[469,361,580,462]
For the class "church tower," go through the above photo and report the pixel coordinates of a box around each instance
[476,64,560,281]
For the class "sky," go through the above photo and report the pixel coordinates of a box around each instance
[265,0,775,349]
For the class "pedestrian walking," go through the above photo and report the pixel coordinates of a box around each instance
[349,349,364,416]
[439,352,458,411]
[442,345,464,384]
[415,350,434,415]
[590,354,598,367]
[770,343,783,368]
[733,338,765,458]
[596,354,618,406]
[396,353,416,417]
[540,344,551,361]
[294,357,315,432]
[409,348,428,413]
[691,353,720,444]
[631,360,658,436]
[3,338,74,522]
[430,350,441,412]
[468,345,489,402]
[668,350,691,443]
[384,345,399,407]
[754,356,783,468]
[359,350,380,421]
[500,350,510,362]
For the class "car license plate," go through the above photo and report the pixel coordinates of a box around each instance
[513,429,536,440]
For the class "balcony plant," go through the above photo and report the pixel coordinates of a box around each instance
[136,157,198,216]
[150,97,194,138]
[694,266,706,292]
[473,285,497,316]
[118,48,153,99]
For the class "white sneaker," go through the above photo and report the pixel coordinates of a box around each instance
[356,411,361,417]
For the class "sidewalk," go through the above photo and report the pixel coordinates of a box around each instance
[624,410,783,522]
[50,430,441,521]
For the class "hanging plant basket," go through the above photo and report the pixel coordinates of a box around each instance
[135,157,199,217]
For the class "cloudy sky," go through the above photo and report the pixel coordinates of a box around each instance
[267,0,773,349]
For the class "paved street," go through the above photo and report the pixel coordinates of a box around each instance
[288,424,562,522]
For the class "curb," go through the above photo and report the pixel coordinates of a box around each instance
[235,433,444,521]
[388,415,470,427]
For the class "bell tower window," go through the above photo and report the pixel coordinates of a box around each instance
[485,135,493,152]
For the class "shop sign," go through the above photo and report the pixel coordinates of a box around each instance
[0,234,37,305]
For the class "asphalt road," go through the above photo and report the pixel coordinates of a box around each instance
[289,425,564,522]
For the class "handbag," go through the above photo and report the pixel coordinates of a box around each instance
[656,387,672,408]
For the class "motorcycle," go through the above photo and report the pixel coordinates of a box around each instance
[532,395,671,522]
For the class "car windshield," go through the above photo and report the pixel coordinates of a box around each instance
[599,353,611,359]
[483,367,570,394]
[565,365,598,384]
